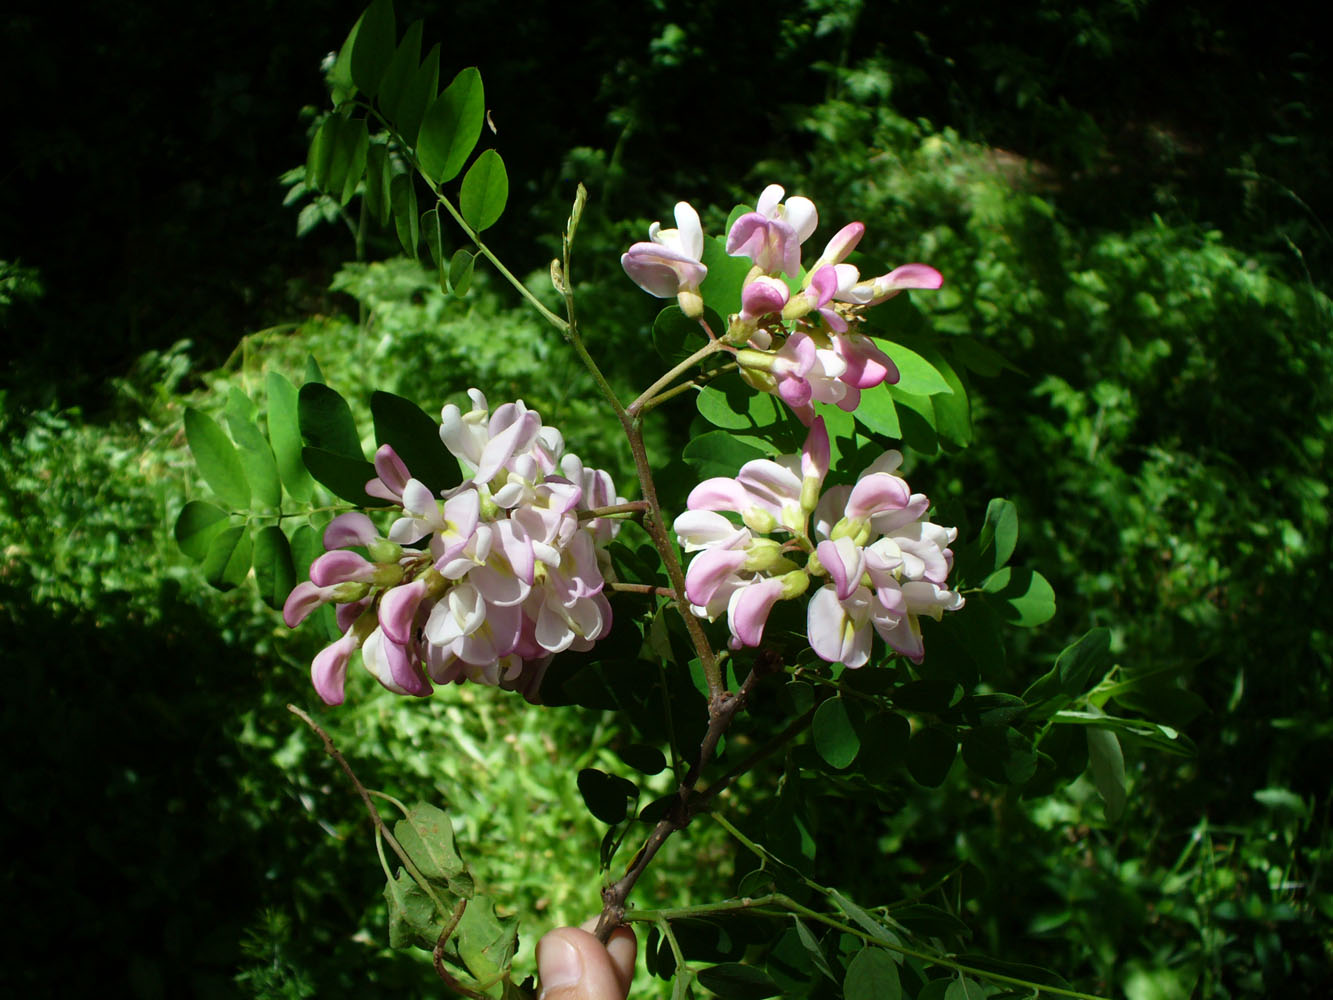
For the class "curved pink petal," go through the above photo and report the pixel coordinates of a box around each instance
[622,244,707,297]
[310,633,358,706]
[741,276,790,319]
[836,334,897,388]
[817,537,866,601]
[687,477,753,514]
[323,512,380,550]
[806,585,871,668]
[728,577,786,648]
[818,222,864,267]
[379,579,427,645]
[283,580,332,628]
[309,549,376,587]
[846,474,911,520]
[685,548,748,607]
[383,633,431,695]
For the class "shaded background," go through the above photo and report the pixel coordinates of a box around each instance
[2,0,1329,996]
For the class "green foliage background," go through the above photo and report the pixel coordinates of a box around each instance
[2,0,1329,996]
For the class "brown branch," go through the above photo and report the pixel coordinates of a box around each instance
[591,664,772,943]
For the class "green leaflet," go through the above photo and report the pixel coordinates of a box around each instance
[183,407,250,511]
[460,149,508,232]
[417,67,484,184]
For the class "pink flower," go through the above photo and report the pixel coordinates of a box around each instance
[726,184,818,278]
[622,201,708,317]
[285,389,625,706]
[839,263,944,306]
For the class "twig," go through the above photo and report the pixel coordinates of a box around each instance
[591,665,772,942]
[287,705,489,1000]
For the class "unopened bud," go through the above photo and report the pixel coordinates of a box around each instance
[735,348,775,372]
[368,538,403,564]
[330,581,371,604]
[741,507,778,535]
[778,569,811,600]
[781,294,815,322]
[371,563,405,587]
[677,288,704,319]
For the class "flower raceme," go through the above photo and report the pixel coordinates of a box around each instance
[672,418,963,666]
[621,185,944,424]
[283,391,626,706]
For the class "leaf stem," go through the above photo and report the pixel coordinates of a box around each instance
[628,338,730,417]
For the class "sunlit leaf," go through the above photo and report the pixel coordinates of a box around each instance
[980,567,1056,627]
[882,341,952,396]
[384,867,443,950]
[393,802,474,898]
[224,405,282,511]
[417,67,484,184]
[699,235,753,320]
[853,383,901,439]
[460,149,508,232]
[454,897,518,984]
[184,407,250,510]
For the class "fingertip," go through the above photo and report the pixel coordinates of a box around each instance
[606,926,637,993]
[537,927,631,1000]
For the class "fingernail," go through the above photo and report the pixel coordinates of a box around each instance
[537,934,582,997]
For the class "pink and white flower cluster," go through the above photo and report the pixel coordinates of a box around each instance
[284,390,625,706]
[673,418,963,667]
[621,184,945,424]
